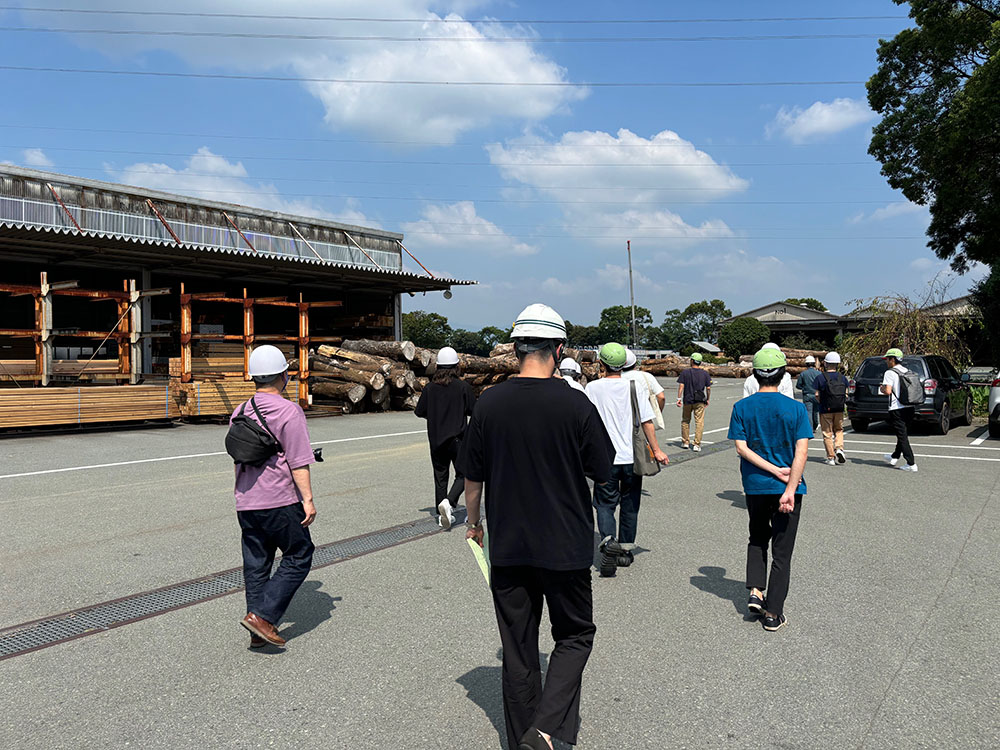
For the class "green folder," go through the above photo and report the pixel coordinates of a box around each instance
[467,527,490,585]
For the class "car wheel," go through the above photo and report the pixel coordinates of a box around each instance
[851,417,869,433]
[958,397,973,427]
[935,403,951,435]
[990,420,1000,439]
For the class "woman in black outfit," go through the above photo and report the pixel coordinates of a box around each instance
[415,346,476,529]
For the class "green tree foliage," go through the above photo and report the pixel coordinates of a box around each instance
[565,321,601,348]
[449,329,488,356]
[970,267,1000,363]
[656,309,695,351]
[783,297,828,312]
[597,305,653,346]
[479,326,507,351]
[401,310,451,349]
[680,299,732,343]
[867,0,1000,272]
[717,318,770,359]
[779,333,831,351]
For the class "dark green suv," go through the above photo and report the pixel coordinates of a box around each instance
[846,354,973,435]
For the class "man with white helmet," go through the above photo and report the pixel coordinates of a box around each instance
[622,348,666,430]
[558,357,586,392]
[415,345,476,529]
[796,355,822,431]
[815,352,848,466]
[461,303,612,750]
[228,345,317,649]
[742,343,795,399]
[586,341,669,578]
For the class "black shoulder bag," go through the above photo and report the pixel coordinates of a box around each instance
[225,397,282,466]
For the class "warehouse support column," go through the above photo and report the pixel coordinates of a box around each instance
[394,293,402,341]
[140,269,152,379]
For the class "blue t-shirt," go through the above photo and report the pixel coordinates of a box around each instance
[728,392,813,495]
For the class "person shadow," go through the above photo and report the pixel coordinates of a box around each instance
[716,490,746,509]
[689,565,756,621]
[260,581,341,645]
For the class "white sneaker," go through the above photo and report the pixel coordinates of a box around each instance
[835,449,846,464]
[883,454,899,466]
[692,444,702,453]
[437,499,454,530]
[899,464,918,473]
[825,458,836,466]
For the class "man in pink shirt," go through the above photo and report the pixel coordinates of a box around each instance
[230,345,317,648]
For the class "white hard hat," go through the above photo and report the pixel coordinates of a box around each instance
[559,357,581,374]
[805,355,816,364]
[437,346,459,367]
[510,303,567,340]
[624,349,637,368]
[824,351,842,364]
[762,342,781,351]
[248,345,288,378]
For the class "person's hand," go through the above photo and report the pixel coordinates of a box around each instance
[676,398,682,408]
[301,499,317,526]
[773,466,791,483]
[466,524,484,548]
[778,490,795,514]
[654,448,669,465]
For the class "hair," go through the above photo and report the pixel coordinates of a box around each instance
[253,372,286,389]
[753,366,786,388]
[559,368,579,380]
[432,366,460,385]
[514,338,563,367]
[824,362,839,372]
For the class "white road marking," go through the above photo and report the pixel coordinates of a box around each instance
[970,427,989,446]
[0,429,427,480]
[666,426,729,442]
[809,446,1000,463]
[842,438,1000,452]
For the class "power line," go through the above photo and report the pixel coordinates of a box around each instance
[0,65,866,87]
[400,231,925,240]
[0,144,875,167]
[0,9,910,24]
[0,27,891,43]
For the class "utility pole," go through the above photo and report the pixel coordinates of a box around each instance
[626,239,637,347]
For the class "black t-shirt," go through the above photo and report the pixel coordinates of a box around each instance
[677,367,711,404]
[459,377,613,570]
[415,379,476,450]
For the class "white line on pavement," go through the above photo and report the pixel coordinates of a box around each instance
[0,430,427,480]
[843,438,1000,452]
[970,427,990,446]
[666,426,729,442]
[809,446,1000,463]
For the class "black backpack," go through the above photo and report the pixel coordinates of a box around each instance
[225,398,281,466]
[824,373,847,410]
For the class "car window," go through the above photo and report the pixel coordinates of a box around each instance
[902,357,928,378]
[939,358,960,381]
[856,358,887,380]
[925,357,942,380]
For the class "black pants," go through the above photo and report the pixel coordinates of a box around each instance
[887,407,915,465]
[238,502,315,625]
[592,463,642,544]
[491,566,596,748]
[745,494,802,618]
[430,436,464,508]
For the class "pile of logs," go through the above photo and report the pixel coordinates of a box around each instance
[641,347,831,379]
[308,339,600,414]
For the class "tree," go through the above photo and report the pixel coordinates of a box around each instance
[681,299,732,343]
[566,320,601,348]
[401,310,451,349]
[971,267,1000,363]
[717,318,770,359]
[597,305,653,347]
[867,0,1000,272]
[783,297,828,312]
[449,328,488,356]
[479,326,507,351]
[656,308,695,351]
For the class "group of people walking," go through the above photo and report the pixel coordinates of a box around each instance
[223,308,919,750]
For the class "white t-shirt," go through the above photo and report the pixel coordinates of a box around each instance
[881,365,906,410]
[586,377,654,465]
[742,372,795,399]
[622,370,665,430]
[562,375,586,393]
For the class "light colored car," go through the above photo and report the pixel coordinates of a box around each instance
[990,373,1000,438]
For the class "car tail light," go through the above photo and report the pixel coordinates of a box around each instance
[923,378,938,395]
[993,378,1000,388]
[847,379,856,395]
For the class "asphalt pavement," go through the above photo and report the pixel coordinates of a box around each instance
[1,377,997,749]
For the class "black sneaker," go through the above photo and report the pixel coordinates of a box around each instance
[518,727,552,750]
[762,613,788,632]
[598,536,618,577]
[747,593,764,616]
[835,448,846,464]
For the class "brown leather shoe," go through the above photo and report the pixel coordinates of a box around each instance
[249,634,267,649]
[241,612,286,647]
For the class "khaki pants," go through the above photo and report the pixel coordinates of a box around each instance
[820,412,844,458]
[681,403,706,445]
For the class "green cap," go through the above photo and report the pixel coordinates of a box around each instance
[752,347,787,370]
[599,342,628,369]
[884,347,904,359]
[690,352,704,363]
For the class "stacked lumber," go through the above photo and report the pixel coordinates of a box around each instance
[169,379,298,417]
[641,355,752,379]
[0,385,180,429]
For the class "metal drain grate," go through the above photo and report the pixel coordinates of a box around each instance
[0,516,440,661]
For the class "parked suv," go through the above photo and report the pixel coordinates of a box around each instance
[847,354,973,435]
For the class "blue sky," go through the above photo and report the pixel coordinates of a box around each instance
[0,1,984,329]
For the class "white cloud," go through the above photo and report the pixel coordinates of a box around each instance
[768,98,875,144]
[910,257,938,271]
[22,148,54,167]
[849,201,927,224]
[110,147,360,222]
[402,201,537,255]
[33,1,584,142]
[542,263,662,297]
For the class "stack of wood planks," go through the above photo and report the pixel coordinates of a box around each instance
[169,379,298,417]
[0,359,120,381]
[0,385,180,428]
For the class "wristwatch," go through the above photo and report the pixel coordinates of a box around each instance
[467,519,483,530]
